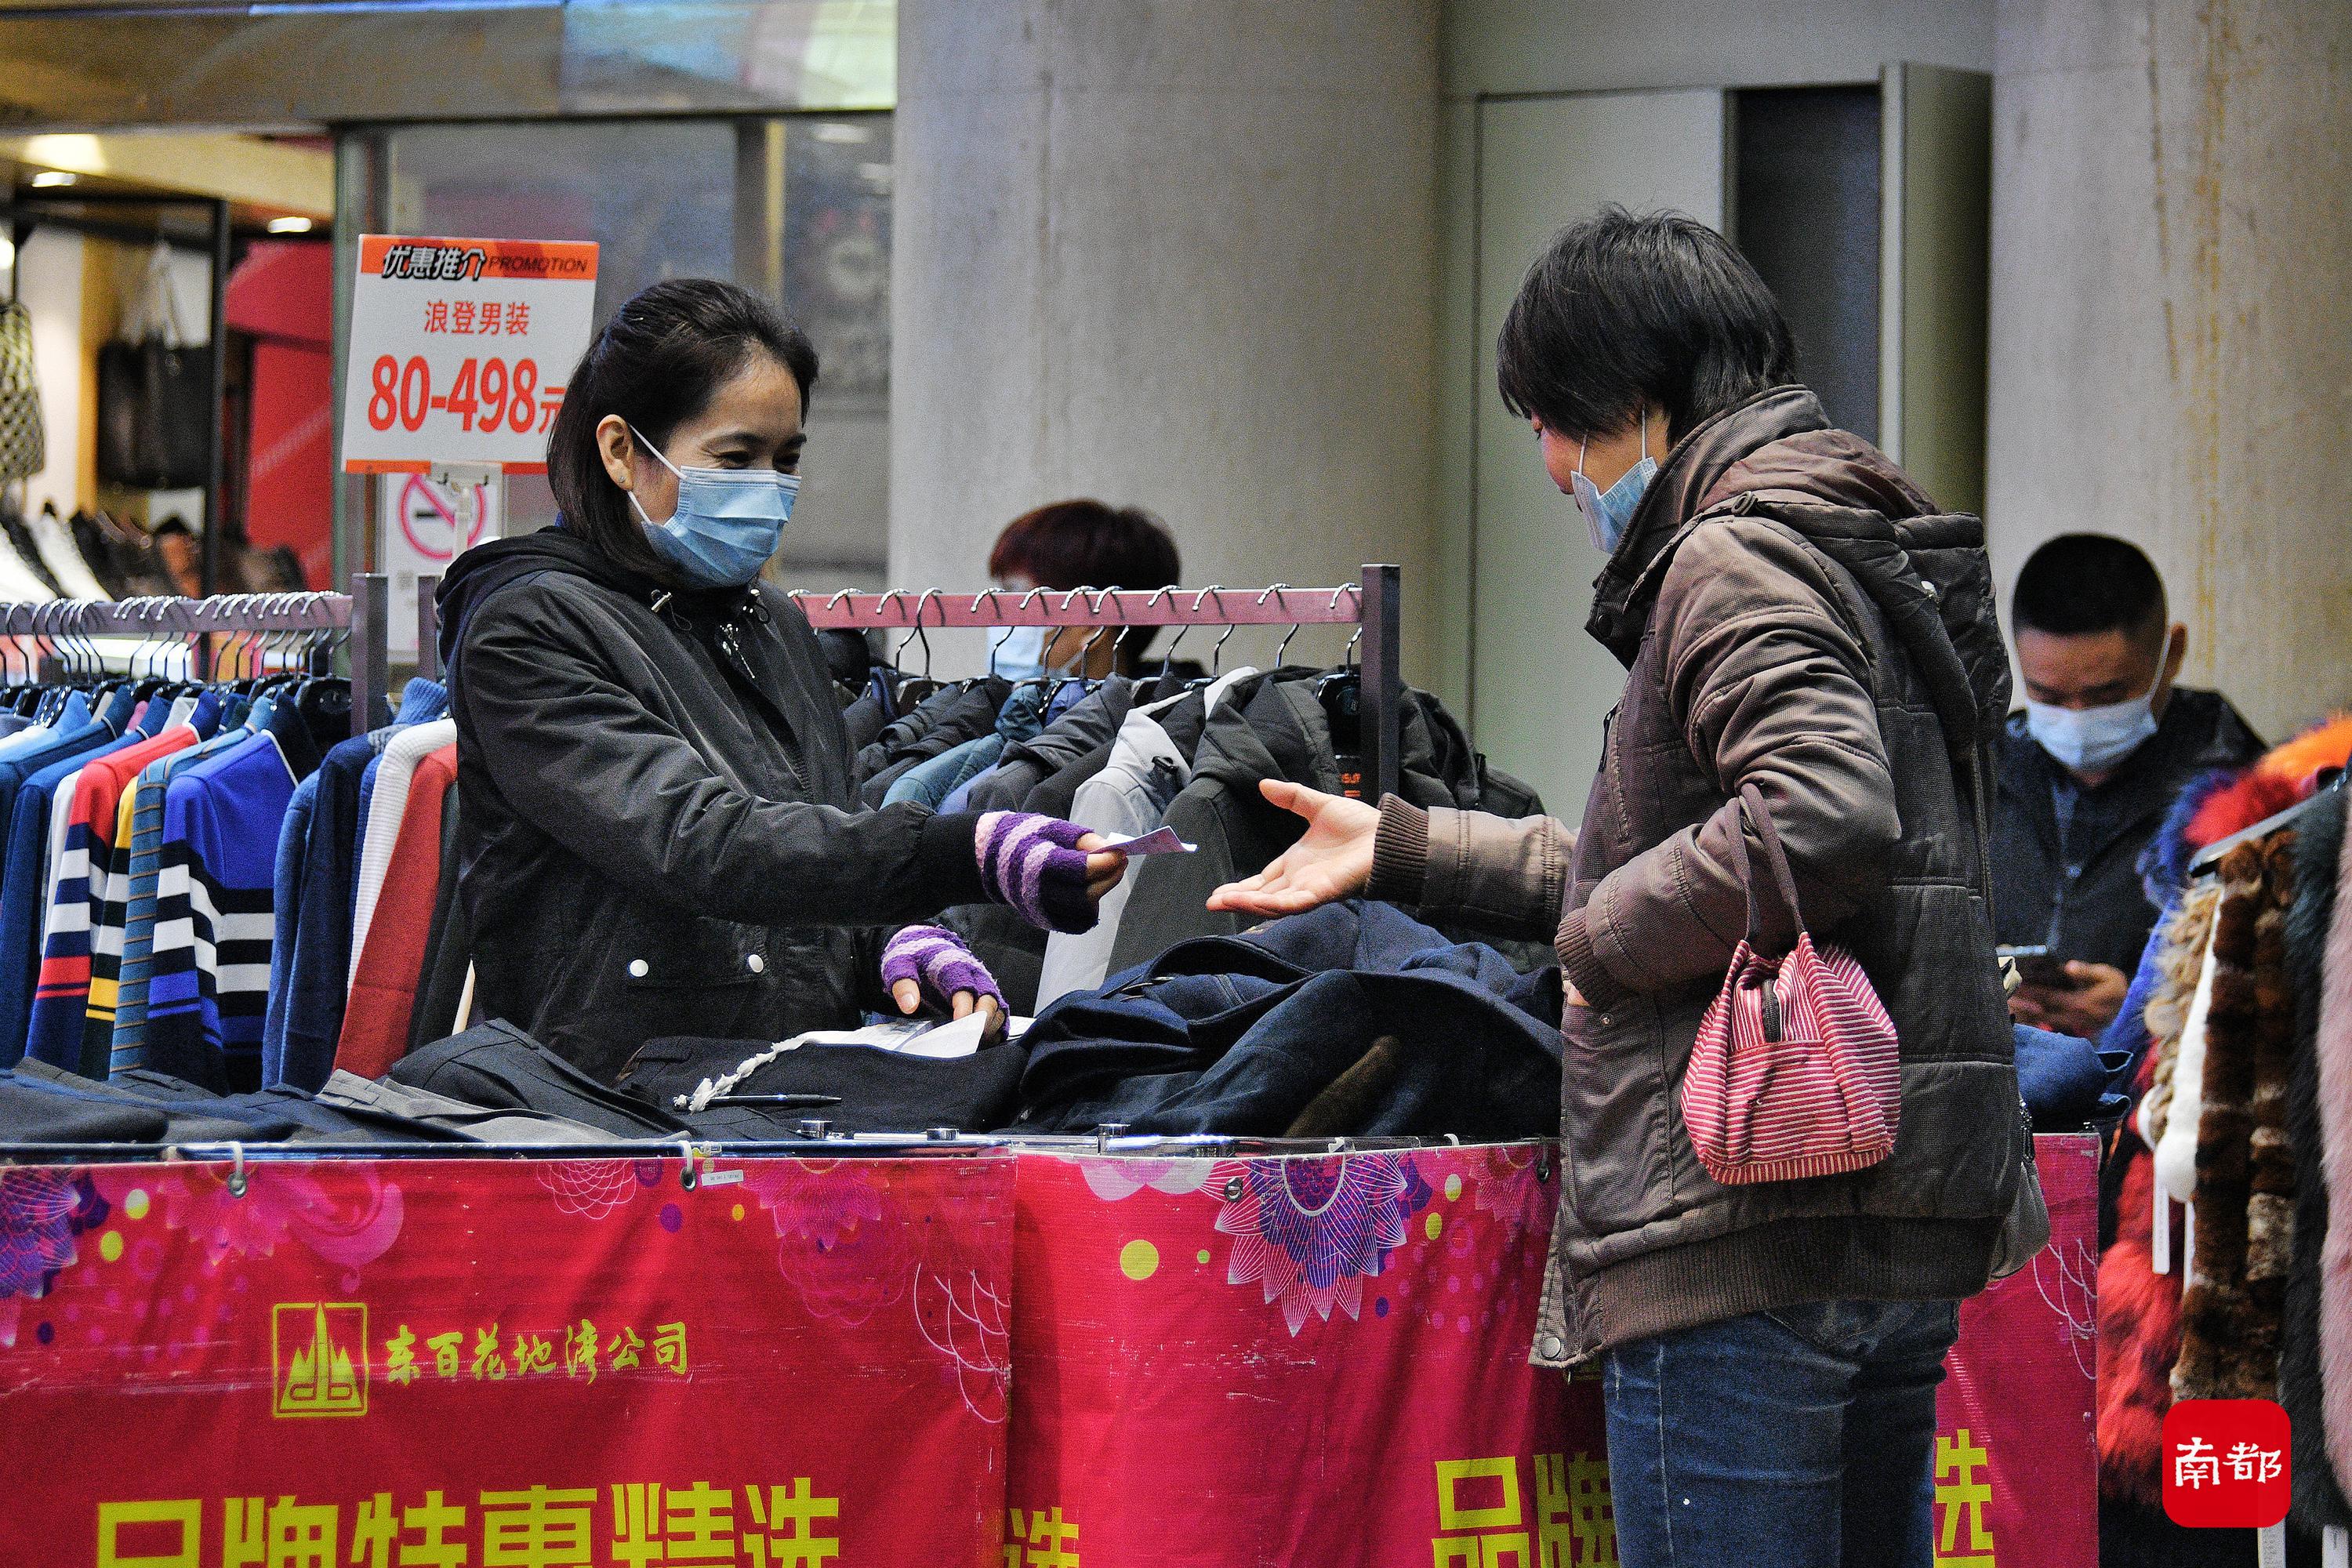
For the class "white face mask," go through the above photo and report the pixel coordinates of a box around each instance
[2025,666,2164,775]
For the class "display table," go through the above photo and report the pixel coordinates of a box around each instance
[0,1134,2095,1567]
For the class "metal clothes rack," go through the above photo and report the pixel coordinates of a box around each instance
[0,572,396,739]
[793,562,1406,802]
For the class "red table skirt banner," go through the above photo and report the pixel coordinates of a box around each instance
[1933,1131,2100,1568]
[0,1150,1015,1566]
[1007,1141,1610,1568]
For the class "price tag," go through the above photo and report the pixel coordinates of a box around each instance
[339,234,600,474]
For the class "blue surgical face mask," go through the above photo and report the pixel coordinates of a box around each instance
[987,623,1055,682]
[2025,666,2164,776]
[1569,409,1658,557]
[627,423,799,590]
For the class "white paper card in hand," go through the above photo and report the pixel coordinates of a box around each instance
[897,1011,988,1059]
[1094,826,1196,855]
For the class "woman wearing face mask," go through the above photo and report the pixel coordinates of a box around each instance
[1210,210,2041,1568]
[435,280,1126,1080]
[984,499,1183,681]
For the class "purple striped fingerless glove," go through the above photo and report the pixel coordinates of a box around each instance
[880,925,1005,1013]
[975,811,1098,933]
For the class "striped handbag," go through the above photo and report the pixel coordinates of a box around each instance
[1679,784,1901,1185]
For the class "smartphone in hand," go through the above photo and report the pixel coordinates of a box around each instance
[1997,944,2078,989]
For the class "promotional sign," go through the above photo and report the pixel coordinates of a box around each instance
[1934,1132,2102,1568]
[1007,1142,1610,1567]
[339,235,599,475]
[378,470,501,659]
[0,1152,1014,1566]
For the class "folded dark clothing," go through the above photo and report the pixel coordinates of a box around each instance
[10,1059,281,1142]
[620,1034,1030,1135]
[2015,1022,2131,1131]
[318,1070,624,1144]
[393,1019,691,1138]
[20,1059,467,1144]
[0,1069,172,1143]
[1015,899,1563,1138]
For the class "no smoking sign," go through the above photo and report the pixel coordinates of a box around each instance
[397,473,491,563]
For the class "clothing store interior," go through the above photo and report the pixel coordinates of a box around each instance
[0,4,2344,1567]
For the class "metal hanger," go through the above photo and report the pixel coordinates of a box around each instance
[1185,587,1230,689]
[892,588,942,684]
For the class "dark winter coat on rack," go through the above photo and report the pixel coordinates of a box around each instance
[437,528,986,1083]
[1107,670,1542,975]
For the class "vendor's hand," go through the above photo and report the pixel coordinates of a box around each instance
[891,978,1006,1044]
[975,812,1123,933]
[881,925,1007,1043]
[1073,833,1130,901]
[1207,779,1380,917]
[2007,960,2129,1037]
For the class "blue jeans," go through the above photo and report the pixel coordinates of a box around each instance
[1602,1298,1962,1568]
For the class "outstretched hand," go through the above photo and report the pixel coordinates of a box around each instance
[1206,779,1381,918]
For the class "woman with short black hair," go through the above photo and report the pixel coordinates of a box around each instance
[1214,209,2043,1567]
[437,278,1123,1079]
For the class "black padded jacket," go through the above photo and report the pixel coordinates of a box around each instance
[437,528,984,1081]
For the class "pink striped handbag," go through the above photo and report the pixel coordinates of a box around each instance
[1679,784,1902,1185]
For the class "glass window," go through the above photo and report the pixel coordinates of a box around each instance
[339,113,890,598]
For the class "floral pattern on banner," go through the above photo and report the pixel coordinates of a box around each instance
[1079,1157,1213,1203]
[1210,1153,1432,1335]
[533,1159,656,1221]
[739,1160,913,1327]
[916,1261,1011,1425]
[0,1169,107,1348]
[1471,1142,1556,1240]
[89,1163,402,1273]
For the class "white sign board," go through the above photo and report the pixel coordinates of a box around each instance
[339,234,599,475]
[379,470,501,660]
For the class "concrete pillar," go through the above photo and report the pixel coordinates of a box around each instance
[891,1,1439,669]
[1987,0,2352,740]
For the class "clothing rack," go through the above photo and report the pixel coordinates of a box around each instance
[0,573,396,739]
[793,563,1406,802]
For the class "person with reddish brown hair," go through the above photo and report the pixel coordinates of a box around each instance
[986,499,1180,679]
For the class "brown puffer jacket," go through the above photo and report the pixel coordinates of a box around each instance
[1370,386,2045,1367]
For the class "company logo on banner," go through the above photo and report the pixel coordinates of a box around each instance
[0,1156,1013,1566]
[272,1301,368,1417]
[339,234,599,476]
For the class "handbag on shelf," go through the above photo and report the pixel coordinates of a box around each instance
[0,299,45,482]
[1679,782,1903,1185]
[96,246,212,490]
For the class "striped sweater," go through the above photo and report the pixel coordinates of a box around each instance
[103,710,260,1076]
[142,731,299,1091]
[26,714,209,1074]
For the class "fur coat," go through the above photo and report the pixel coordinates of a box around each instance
[2172,833,2298,1401]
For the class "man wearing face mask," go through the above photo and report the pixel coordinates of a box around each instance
[983,499,1183,681]
[1991,533,2262,1036]
[434,281,1127,1082]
